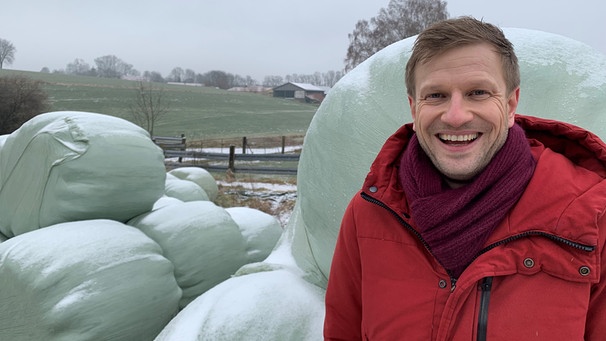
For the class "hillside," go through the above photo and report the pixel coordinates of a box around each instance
[0,70,318,140]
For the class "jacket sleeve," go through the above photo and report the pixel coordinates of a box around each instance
[324,197,363,341]
[586,208,606,340]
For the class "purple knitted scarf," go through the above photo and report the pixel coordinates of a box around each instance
[399,124,536,278]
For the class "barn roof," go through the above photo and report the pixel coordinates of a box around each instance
[289,82,325,91]
[273,82,326,92]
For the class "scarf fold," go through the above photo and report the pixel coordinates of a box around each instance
[399,124,536,278]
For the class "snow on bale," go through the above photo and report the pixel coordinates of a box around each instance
[154,215,325,341]
[0,219,181,341]
[0,111,166,238]
[154,269,325,341]
[164,172,210,202]
[225,207,283,263]
[168,167,219,201]
[127,201,249,308]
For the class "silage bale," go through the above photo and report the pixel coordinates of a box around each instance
[0,111,166,238]
[0,219,181,341]
[169,167,219,201]
[164,173,210,202]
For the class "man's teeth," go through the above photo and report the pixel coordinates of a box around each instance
[439,133,478,142]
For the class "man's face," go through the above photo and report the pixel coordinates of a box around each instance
[408,43,519,183]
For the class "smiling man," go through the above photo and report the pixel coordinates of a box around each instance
[324,17,606,340]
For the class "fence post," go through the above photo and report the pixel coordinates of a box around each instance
[281,136,286,154]
[179,133,186,163]
[242,137,247,154]
[228,145,236,173]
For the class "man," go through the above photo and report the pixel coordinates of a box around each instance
[324,17,606,340]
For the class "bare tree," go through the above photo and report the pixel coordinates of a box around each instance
[94,55,136,78]
[0,75,49,134]
[201,70,233,89]
[143,70,165,83]
[66,58,92,76]
[184,69,196,83]
[345,0,448,72]
[129,81,171,136]
[0,38,16,69]
[168,67,184,82]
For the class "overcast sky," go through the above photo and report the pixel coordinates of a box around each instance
[1,0,604,81]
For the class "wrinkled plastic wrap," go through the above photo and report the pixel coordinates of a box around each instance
[128,201,249,308]
[0,220,181,341]
[0,111,166,237]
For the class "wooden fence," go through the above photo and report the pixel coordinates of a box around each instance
[152,134,186,162]
[153,135,300,175]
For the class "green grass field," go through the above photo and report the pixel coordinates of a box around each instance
[0,69,318,140]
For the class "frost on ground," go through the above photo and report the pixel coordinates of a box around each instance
[216,180,297,228]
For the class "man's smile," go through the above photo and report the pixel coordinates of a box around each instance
[437,133,480,145]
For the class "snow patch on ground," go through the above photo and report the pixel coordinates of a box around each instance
[217,180,297,227]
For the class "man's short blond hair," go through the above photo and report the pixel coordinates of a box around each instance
[405,16,520,97]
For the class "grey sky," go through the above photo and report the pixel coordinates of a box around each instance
[1,0,604,81]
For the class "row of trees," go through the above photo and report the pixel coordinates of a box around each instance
[51,56,344,88]
[60,58,345,89]
[263,70,345,88]
[64,56,137,78]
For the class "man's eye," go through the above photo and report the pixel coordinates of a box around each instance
[469,90,489,97]
[425,93,443,99]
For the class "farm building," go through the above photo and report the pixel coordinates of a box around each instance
[272,82,329,103]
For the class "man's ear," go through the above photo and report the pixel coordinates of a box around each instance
[507,87,520,127]
[408,95,417,131]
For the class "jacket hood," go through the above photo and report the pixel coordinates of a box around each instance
[517,114,606,178]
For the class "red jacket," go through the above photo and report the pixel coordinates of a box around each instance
[324,115,606,341]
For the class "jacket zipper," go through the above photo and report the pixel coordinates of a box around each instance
[477,231,595,254]
[361,192,458,289]
[477,277,493,341]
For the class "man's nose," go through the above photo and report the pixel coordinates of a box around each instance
[441,93,472,127]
